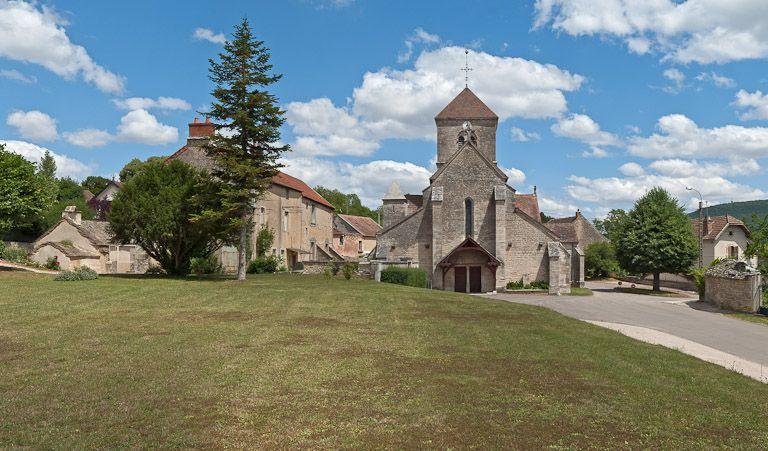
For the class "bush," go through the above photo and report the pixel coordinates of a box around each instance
[690,267,706,298]
[54,266,98,281]
[506,278,549,290]
[44,256,60,271]
[323,264,333,279]
[189,255,223,275]
[330,263,340,276]
[247,255,280,274]
[145,265,165,275]
[380,266,428,288]
[342,262,358,280]
[0,241,5,256]
[1,245,30,264]
[585,242,619,279]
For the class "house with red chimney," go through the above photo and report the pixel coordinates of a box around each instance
[691,215,757,267]
[167,118,342,270]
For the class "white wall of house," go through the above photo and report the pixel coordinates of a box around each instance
[703,225,757,267]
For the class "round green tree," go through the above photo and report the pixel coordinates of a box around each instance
[0,144,54,235]
[108,160,235,275]
[614,187,698,291]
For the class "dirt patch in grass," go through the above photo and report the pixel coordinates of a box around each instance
[290,316,348,328]
[176,311,258,323]
[409,308,537,323]
[0,338,24,362]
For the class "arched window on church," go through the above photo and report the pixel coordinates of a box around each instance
[465,198,474,237]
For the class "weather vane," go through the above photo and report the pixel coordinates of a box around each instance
[460,49,472,88]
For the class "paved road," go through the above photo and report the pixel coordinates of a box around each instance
[486,281,768,367]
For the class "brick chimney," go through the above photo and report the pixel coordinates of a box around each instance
[62,205,82,225]
[188,117,214,138]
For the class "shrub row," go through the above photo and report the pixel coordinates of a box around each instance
[54,266,98,281]
[506,278,549,290]
[247,255,281,274]
[380,266,427,288]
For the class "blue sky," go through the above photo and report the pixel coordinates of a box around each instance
[2,0,768,217]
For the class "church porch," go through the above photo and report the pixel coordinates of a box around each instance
[436,237,501,293]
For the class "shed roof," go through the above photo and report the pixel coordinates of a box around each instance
[338,214,382,237]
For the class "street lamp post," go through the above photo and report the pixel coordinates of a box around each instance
[686,187,704,269]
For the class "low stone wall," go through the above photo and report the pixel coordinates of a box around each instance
[302,261,373,278]
[704,260,762,313]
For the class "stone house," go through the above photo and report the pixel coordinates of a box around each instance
[167,117,341,270]
[375,88,580,294]
[88,180,122,219]
[333,214,382,259]
[544,210,608,285]
[691,215,757,267]
[30,206,153,274]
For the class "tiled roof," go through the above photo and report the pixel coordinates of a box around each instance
[338,214,382,237]
[691,215,750,240]
[435,88,498,120]
[514,194,541,222]
[75,219,113,246]
[544,220,578,243]
[39,241,100,258]
[272,171,334,209]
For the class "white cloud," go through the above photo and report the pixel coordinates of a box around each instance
[534,0,768,64]
[628,114,768,159]
[6,110,57,142]
[649,158,760,177]
[398,27,440,63]
[0,140,92,178]
[539,195,580,217]
[566,172,767,211]
[501,167,526,186]
[551,113,621,148]
[115,109,178,145]
[63,128,112,148]
[281,156,430,207]
[618,162,645,177]
[581,147,608,158]
[0,1,124,93]
[733,89,768,120]
[696,71,735,88]
[287,46,584,154]
[663,68,685,84]
[193,27,226,45]
[0,68,35,83]
[112,96,191,111]
[509,126,540,142]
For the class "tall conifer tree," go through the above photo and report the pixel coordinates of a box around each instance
[205,18,289,280]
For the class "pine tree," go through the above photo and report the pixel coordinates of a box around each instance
[614,187,698,290]
[205,18,289,280]
[39,150,57,179]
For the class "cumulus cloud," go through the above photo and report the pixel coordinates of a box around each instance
[115,109,178,145]
[628,114,768,159]
[0,1,124,93]
[551,114,620,157]
[63,128,112,148]
[287,46,584,155]
[649,158,760,177]
[6,110,57,142]
[112,96,191,111]
[0,68,35,83]
[281,156,431,207]
[533,0,768,64]
[1,140,92,178]
[733,89,768,120]
[538,195,581,217]
[501,167,526,186]
[193,27,226,45]
[618,162,645,177]
[509,126,540,142]
[662,68,686,92]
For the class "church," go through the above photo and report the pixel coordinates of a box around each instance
[374,88,583,294]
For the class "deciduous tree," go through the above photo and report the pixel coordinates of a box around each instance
[0,144,53,234]
[614,188,698,291]
[108,160,234,275]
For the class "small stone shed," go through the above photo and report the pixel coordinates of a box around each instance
[704,259,762,313]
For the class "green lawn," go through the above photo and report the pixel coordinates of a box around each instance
[569,287,593,296]
[1,272,767,448]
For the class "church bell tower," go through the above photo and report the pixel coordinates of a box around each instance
[434,87,499,167]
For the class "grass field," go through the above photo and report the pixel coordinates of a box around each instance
[1,272,767,448]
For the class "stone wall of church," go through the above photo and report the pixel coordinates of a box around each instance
[431,147,504,262]
[376,208,430,266]
[504,211,552,284]
[436,118,498,165]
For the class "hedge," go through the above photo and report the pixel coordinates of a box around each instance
[380,266,427,288]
